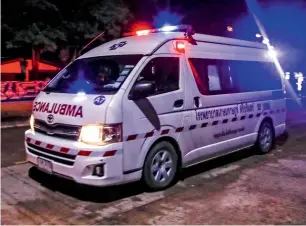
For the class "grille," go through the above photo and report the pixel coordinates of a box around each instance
[34,119,81,141]
[27,142,75,166]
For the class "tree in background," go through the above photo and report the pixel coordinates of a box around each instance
[57,0,132,64]
[2,0,133,68]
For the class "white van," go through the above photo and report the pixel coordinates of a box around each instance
[25,25,286,189]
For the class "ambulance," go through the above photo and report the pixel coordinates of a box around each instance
[25,25,286,190]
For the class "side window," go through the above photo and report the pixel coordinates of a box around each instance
[136,57,179,95]
[228,60,282,92]
[189,58,282,95]
[189,58,233,95]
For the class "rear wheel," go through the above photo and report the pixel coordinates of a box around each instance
[256,120,275,154]
[143,141,178,190]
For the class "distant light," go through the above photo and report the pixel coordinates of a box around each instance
[160,25,178,32]
[136,30,150,36]
[295,72,304,91]
[256,33,262,38]
[295,72,304,79]
[285,72,290,80]
[262,38,270,45]
[227,26,233,32]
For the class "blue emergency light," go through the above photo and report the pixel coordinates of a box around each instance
[123,24,195,38]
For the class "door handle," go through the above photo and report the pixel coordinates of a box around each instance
[194,97,200,108]
[173,99,184,108]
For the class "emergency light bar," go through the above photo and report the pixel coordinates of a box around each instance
[124,24,195,38]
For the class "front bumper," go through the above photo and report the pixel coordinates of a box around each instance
[25,130,128,186]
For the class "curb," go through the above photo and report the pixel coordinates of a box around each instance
[1,122,29,129]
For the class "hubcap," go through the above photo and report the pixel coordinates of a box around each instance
[151,150,174,183]
[260,126,272,150]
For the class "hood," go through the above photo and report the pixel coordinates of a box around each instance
[32,92,114,126]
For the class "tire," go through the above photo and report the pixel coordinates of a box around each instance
[143,141,178,190]
[256,120,275,154]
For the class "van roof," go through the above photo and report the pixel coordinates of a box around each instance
[79,32,268,59]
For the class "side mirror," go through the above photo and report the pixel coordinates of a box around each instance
[129,81,155,100]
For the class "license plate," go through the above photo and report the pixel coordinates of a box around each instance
[37,158,53,174]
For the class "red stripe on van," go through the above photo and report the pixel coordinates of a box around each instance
[60,147,69,153]
[127,134,138,141]
[35,140,41,146]
[103,150,117,157]
[46,144,54,150]
[161,129,170,135]
[176,127,184,132]
[78,150,92,156]
[145,131,154,138]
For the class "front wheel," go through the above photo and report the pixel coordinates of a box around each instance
[143,141,178,190]
[256,120,275,154]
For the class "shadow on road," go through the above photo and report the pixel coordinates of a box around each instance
[28,167,147,203]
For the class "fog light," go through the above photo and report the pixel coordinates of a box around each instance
[93,164,104,177]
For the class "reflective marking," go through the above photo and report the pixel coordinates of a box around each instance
[189,125,196,130]
[127,134,138,141]
[161,129,170,135]
[212,121,219,126]
[60,147,69,153]
[145,131,154,138]
[201,122,208,128]
[176,127,184,132]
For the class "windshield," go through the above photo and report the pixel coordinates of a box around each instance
[43,55,142,94]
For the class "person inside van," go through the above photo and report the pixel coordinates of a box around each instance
[137,59,179,94]
[96,62,119,88]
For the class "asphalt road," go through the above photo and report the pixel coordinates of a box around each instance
[1,127,28,167]
[1,123,306,224]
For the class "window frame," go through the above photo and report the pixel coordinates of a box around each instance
[188,58,236,95]
[188,57,282,96]
[130,55,181,98]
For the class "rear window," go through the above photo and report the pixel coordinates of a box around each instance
[43,55,142,94]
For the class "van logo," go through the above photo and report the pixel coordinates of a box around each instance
[47,114,54,124]
[94,96,106,105]
[109,41,127,50]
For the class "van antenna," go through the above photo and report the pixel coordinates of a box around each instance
[183,25,197,45]
[73,31,105,61]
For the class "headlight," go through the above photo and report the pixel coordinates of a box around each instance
[79,124,122,145]
[30,114,35,131]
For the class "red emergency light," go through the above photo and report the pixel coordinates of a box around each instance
[174,41,186,53]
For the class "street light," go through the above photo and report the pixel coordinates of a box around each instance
[227,26,233,32]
